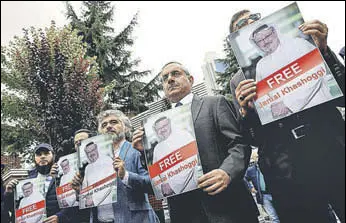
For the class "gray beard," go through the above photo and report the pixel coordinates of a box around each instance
[111,132,125,143]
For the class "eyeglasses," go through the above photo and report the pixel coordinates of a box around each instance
[160,70,184,83]
[252,27,274,45]
[236,13,261,30]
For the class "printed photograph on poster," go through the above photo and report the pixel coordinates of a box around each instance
[15,178,46,223]
[78,134,117,209]
[228,2,343,125]
[55,152,79,208]
[142,103,203,200]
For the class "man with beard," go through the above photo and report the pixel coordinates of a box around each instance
[4,143,73,223]
[72,110,158,223]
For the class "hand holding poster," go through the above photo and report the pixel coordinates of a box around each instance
[15,178,46,223]
[143,103,203,200]
[78,134,117,209]
[55,152,79,208]
[228,2,343,125]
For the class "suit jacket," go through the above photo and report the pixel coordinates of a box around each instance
[168,95,259,223]
[92,140,158,223]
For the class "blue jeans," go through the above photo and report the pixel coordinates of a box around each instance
[263,194,280,223]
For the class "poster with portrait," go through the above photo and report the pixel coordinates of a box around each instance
[15,178,46,223]
[78,134,117,209]
[55,152,79,208]
[142,103,203,200]
[228,2,343,125]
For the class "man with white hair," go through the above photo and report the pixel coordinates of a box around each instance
[72,110,158,223]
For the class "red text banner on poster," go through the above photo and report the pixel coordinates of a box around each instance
[80,173,117,195]
[256,48,323,98]
[148,141,198,178]
[16,200,45,217]
[57,183,74,195]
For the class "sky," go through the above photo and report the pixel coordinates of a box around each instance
[1,1,345,84]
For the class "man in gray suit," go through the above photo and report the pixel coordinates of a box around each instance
[133,62,259,223]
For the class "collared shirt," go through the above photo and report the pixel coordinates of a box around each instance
[172,92,194,108]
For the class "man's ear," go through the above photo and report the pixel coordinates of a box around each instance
[188,76,194,85]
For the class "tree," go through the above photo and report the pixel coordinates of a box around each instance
[65,1,160,115]
[1,21,103,157]
[215,37,240,100]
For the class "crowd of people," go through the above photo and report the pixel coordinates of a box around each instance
[1,7,345,223]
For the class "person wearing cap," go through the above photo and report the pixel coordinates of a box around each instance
[4,143,74,223]
[229,9,345,223]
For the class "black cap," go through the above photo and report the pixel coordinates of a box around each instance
[34,143,54,154]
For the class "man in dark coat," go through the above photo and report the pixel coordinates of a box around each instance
[229,9,345,223]
[132,62,259,223]
[4,143,73,223]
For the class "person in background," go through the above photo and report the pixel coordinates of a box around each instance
[244,149,280,223]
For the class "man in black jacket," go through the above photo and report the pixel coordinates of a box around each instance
[4,143,73,223]
[229,9,345,223]
[132,62,259,223]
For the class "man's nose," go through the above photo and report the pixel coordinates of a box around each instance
[167,75,175,84]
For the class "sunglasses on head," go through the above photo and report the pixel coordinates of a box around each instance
[236,13,261,29]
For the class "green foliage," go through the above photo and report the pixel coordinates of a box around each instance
[215,37,240,100]
[65,1,160,115]
[1,21,103,156]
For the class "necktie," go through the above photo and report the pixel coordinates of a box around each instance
[175,102,183,107]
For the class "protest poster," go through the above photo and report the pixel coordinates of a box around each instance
[142,103,203,200]
[228,2,343,125]
[78,134,117,209]
[55,152,79,208]
[15,178,46,223]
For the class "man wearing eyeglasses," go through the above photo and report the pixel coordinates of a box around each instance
[229,9,345,223]
[133,61,259,223]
